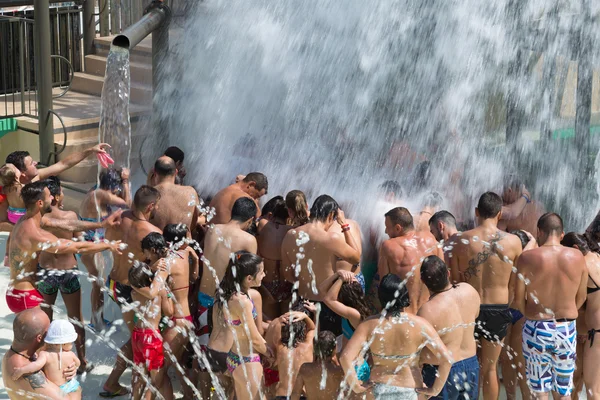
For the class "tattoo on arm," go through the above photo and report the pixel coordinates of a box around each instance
[23,371,47,389]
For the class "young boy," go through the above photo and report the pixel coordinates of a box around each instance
[128,261,173,400]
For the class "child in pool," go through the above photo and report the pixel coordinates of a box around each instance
[11,319,81,395]
[0,163,27,224]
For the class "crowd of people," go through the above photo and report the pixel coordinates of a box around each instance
[0,143,599,400]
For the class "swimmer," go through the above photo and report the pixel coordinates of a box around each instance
[376,207,442,314]
[499,176,545,234]
[514,213,587,399]
[209,172,268,224]
[428,210,459,242]
[447,192,522,400]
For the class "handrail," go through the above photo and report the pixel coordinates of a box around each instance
[50,55,74,98]
[0,15,35,23]
[45,109,68,166]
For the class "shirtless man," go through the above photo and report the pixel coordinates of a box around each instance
[418,255,480,399]
[6,181,122,315]
[428,210,458,242]
[514,213,587,400]
[499,177,545,234]
[292,331,344,400]
[273,311,316,398]
[148,156,201,231]
[3,308,80,400]
[209,172,268,224]
[6,144,111,184]
[102,185,162,398]
[79,168,131,329]
[37,177,92,374]
[281,195,360,336]
[447,192,522,400]
[198,197,258,347]
[376,207,442,314]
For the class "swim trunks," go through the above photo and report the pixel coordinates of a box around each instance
[36,266,81,295]
[132,328,164,371]
[522,319,576,396]
[510,308,524,325]
[422,355,479,400]
[106,276,133,306]
[59,378,80,394]
[196,291,214,346]
[7,206,25,224]
[474,304,512,342]
[78,215,105,242]
[372,384,418,400]
[6,287,44,313]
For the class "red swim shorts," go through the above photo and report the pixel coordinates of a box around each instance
[132,328,164,371]
[6,288,44,313]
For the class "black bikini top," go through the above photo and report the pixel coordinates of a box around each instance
[588,275,600,295]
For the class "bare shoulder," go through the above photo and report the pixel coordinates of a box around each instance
[456,282,480,302]
[248,288,261,303]
[62,210,79,220]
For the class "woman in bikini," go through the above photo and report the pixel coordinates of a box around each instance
[563,232,600,397]
[210,251,268,400]
[0,164,27,225]
[257,197,292,319]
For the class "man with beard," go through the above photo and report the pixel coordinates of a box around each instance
[6,181,122,314]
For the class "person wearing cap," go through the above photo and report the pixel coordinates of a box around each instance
[10,319,81,396]
[2,309,80,399]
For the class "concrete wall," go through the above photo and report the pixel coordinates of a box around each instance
[0,128,40,164]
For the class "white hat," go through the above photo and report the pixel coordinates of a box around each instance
[44,319,78,344]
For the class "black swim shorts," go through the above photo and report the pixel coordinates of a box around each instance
[474,304,512,342]
[36,266,81,295]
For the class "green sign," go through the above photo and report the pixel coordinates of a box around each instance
[552,125,600,139]
[0,118,17,138]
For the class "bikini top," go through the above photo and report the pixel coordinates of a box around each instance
[588,275,600,295]
[226,293,258,326]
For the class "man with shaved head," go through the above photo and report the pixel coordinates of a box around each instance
[2,308,79,399]
[148,156,202,231]
[514,212,587,399]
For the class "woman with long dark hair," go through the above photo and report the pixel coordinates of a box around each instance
[208,251,267,400]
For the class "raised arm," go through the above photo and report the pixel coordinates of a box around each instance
[134,264,169,299]
[42,209,122,233]
[11,352,48,381]
[500,186,530,221]
[36,229,122,256]
[321,272,362,328]
[38,143,110,180]
[329,210,360,264]
[119,168,131,206]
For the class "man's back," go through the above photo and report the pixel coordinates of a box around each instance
[296,361,343,400]
[200,224,256,295]
[209,185,250,224]
[418,283,480,363]
[276,339,314,397]
[151,182,198,231]
[449,227,521,304]
[518,245,585,320]
[39,208,77,270]
[106,211,161,283]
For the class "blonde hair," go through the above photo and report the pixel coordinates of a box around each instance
[285,190,309,227]
[0,165,18,187]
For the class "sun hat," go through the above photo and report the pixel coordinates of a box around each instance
[44,319,78,344]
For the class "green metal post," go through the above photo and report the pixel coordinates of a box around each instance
[34,0,54,165]
[82,0,95,56]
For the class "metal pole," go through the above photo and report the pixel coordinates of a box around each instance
[152,3,169,149]
[19,21,26,115]
[34,0,54,165]
[82,0,95,56]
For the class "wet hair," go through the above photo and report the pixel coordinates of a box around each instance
[261,196,284,217]
[163,223,189,244]
[281,319,308,349]
[379,180,403,198]
[0,165,19,187]
[128,262,154,289]
[385,207,414,230]
[429,210,456,229]
[378,274,410,315]
[338,281,371,321]
[243,172,268,191]
[164,146,184,164]
[510,230,530,250]
[231,197,258,223]
[133,185,161,211]
[13,308,48,344]
[99,169,122,191]
[215,251,263,306]
[420,256,449,293]
[272,200,289,222]
[286,190,309,226]
[423,191,443,208]
[537,212,563,236]
[562,232,590,256]
[477,192,503,219]
[585,216,600,254]
[141,232,168,258]
[6,151,30,172]
[309,195,339,223]
[315,331,337,360]
[44,176,61,204]
[154,157,177,177]
[21,181,48,208]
